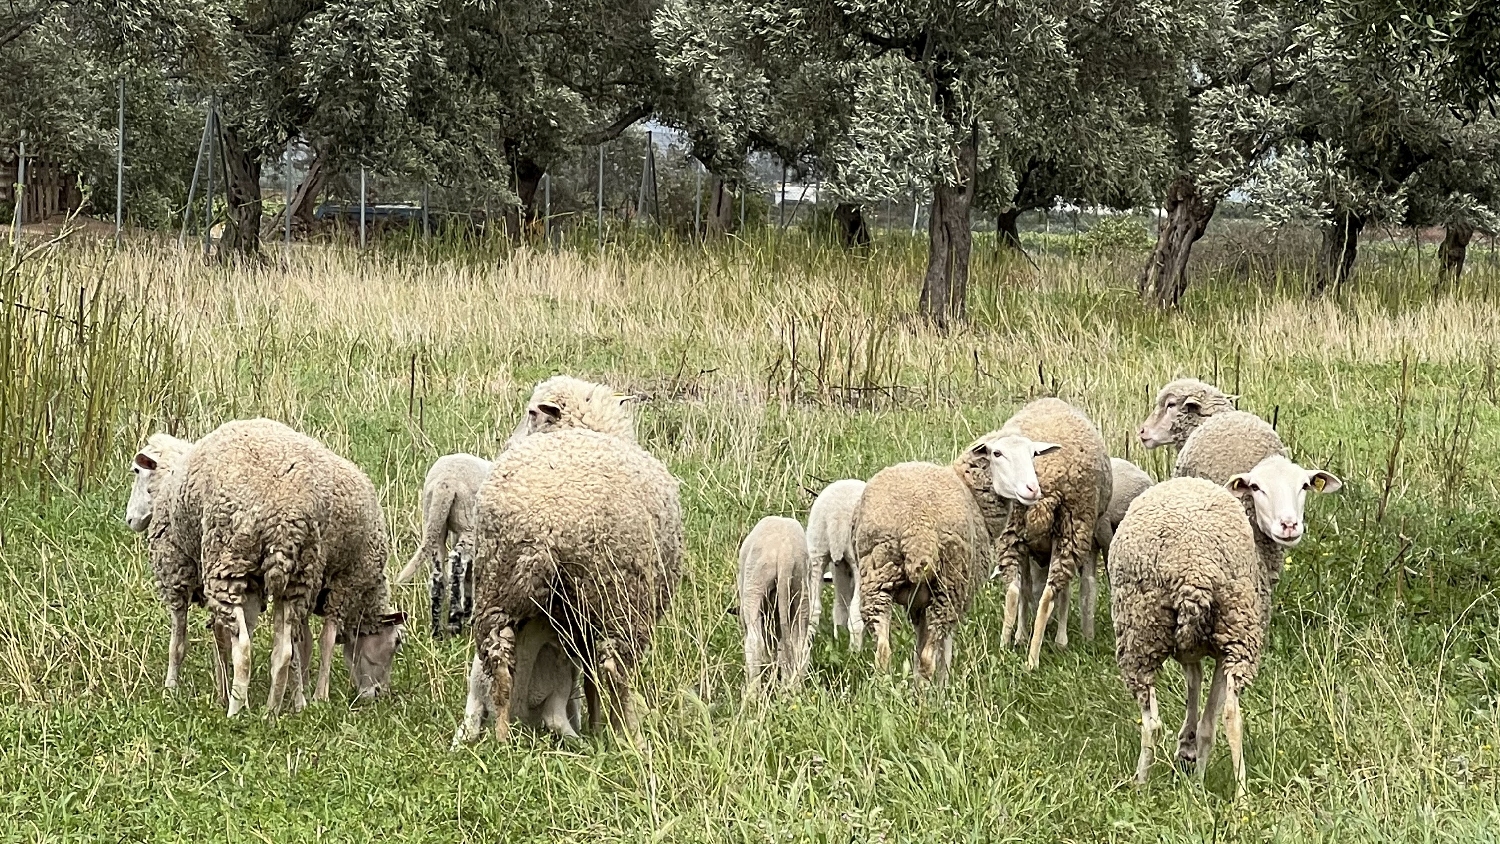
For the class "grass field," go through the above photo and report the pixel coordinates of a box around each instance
[2,232,1499,841]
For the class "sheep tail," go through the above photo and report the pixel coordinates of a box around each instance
[262,516,322,603]
[903,526,940,585]
[1173,581,1215,654]
[397,483,455,585]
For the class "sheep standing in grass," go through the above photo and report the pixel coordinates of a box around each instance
[460,618,582,738]
[1061,457,1157,640]
[856,433,1056,685]
[173,418,405,716]
[125,432,203,691]
[805,479,865,646]
[1110,458,1340,797]
[738,516,813,696]
[395,453,493,637]
[1136,378,1238,451]
[455,427,682,745]
[992,398,1111,669]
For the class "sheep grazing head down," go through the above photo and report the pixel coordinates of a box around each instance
[971,435,1061,506]
[342,611,408,699]
[1138,379,1236,449]
[1227,455,1342,547]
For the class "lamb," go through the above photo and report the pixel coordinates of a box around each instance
[168,418,406,716]
[1136,378,1238,450]
[125,432,202,690]
[394,453,493,638]
[856,432,1057,685]
[805,479,866,647]
[459,618,582,738]
[737,516,813,696]
[1109,457,1340,797]
[1088,457,1156,577]
[991,398,1111,670]
[454,427,683,745]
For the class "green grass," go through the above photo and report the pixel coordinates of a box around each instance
[1,232,1499,841]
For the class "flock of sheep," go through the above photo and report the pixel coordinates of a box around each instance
[124,374,1339,797]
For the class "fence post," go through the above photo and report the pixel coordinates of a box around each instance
[543,172,551,247]
[779,163,787,229]
[116,77,125,246]
[359,165,367,249]
[203,102,216,257]
[693,159,702,240]
[739,183,745,232]
[10,133,24,247]
[422,182,430,240]
[596,144,604,250]
[910,190,918,236]
[179,109,210,247]
[284,140,293,250]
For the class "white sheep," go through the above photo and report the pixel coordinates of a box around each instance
[738,516,814,696]
[125,432,202,691]
[459,617,582,738]
[394,453,493,637]
[1110,456,1340,797]
[805,479,865,647]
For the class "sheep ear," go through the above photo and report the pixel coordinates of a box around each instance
[534,402,562,421]
[614,393,638,407]
[1032,442,1061,457]
[1309,471,1341,494]
[1226,474,1252,495]
[725,604,740,616]
[1181,398,1201,412]
[134,452,158,471]
[966,439,991,456]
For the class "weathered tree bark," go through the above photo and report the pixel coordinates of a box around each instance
[918,131,977,330]
[1138,175,1217,307]
[1438,223,1475,283]
[215,122,263,259]
[510,156,546,238]
[1313,209,1366,295]
[996,208,1023,252]
[704,175,736,236]
[285,152,326,234]
[832,202,870,249]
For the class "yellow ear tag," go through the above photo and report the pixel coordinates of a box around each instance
[1312,476,1326,492]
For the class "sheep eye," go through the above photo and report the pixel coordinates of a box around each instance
[1249,483,1261,493]
[1301,481,1312,491]
[1166,401,1177,408]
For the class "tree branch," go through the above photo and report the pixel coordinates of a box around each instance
[575,102,652,145]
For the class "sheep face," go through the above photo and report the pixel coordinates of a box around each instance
[1227,455,1341,547]
[343,612,407,699]
[1138,379,1235,449]
[973,435,1060,506]
[125,452,159,532]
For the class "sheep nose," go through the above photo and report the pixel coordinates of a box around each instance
[1278,519,1302,538]
[1023,483,1040,499]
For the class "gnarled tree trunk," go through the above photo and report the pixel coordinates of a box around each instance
[285,151,326,235]
[1138,175,1217,307]
[832,202,870,249]
[918,131,977,330]
[1313,209,1365,295]
[215,122,263,260]
[996,207,1023,252]
[510,156,545,239]
[705,175,736,236]
[1438,223,1475,284]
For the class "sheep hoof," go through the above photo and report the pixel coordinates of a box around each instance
[1175,738,1198,772]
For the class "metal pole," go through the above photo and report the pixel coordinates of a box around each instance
[596,144,604,249]
[637,132,651,223]
[115,77,125,245]
[693,160,702,240]
[543,172,551,247]
[203,102,215,257]
[10,134,24,246]
[780,163,787,228]
[422,182,430,239]
[911,190,919,236]
[739,184,745,232]
[359,165,367,249]
[179,110,210,247]
[284,140,293,250]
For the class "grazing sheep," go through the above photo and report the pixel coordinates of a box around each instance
[459,618,582,739]
[394,453,493,637]
[805,479,866,646]
[992,398,1111,669]
[505,374,638,447]
[855,432,1056,685]
[738,516,813,696]
[173,418,406,716]
[455,428,682,745]
[1137,378,1238,450]
[1109,458,1340,797]
[125,432,203,691]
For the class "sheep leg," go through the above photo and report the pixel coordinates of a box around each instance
[166,605,189,689]
[830,558,854,634]
[910,606,931,683]
[583,671,603,733]
[482,625,517,742]
[210,619,233,707]
[1194,660,1230,776]
[839,559,864,650]
[1080,553,1098,641]
[431,551,450,639]
[457,547,475,630]
[227,603,258,718]
[452,654,493,747]
[600,649,639,739]
[1025,584,1059,671]
[807,556,826,631]
[447,547,472,636]
[292,615,312,713]
[314,617,338,703]
[1052,574,1071,649]
[1176,660,1204,770]
[864,587,893,675]
[742,608,768,700]
[1134,686,1160,785]
[266,601,296,715]
[1224,687,1246,799]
